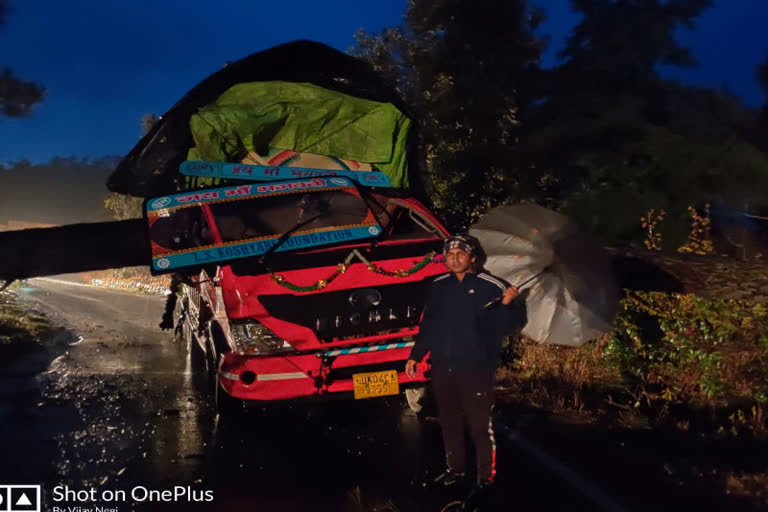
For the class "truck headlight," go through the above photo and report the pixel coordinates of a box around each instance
[231,320,296,355]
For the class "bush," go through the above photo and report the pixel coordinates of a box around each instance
[607,291,768,407]
[499,291,768,435]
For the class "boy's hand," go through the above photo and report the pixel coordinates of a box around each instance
[501,286,520,305]
[405,359,418,378]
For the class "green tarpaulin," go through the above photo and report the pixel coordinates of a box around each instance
[188,81,410,188]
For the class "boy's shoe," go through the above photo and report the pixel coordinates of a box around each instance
[433,469,466,486]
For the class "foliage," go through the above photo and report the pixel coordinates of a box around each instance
[677,204,713,255]
[0,1,44,118]
[558,0,710,89]
[0,289,52,355]
[0,68,43,118]
[101,112,159,220]
[517,0,768,246]
[758,55,768,143]
[758,55,768,108]
[353,0,768,243]
[605,292,768,430]
[501,291,768,436]
[104,193,143,220]
[521,0,713,178]
[498,332,621,412]
[87,267,170,295]
[553,118,768,245]
[641,208,665,251]
[353,0,544,230]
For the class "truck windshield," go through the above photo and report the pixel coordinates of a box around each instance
[146,178,384,273]
[206,190,371,243]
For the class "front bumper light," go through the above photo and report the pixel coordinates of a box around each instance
[231,320,296,355]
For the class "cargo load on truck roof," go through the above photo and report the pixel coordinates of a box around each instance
[108,40,424,200]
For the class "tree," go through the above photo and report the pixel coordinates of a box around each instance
[0,219,148,282]
[354,0,544,229]
[530,0,712,134]
[0,1,44,118]
[758,55,768,119]
[557,0,710,92]
[514,0,768,245]
[105,114,159,220]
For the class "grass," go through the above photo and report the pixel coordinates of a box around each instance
[496,288,768,505]
[0,288,53,357]
[498,290,768,432]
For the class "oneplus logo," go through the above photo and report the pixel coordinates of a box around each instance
[0,485,41,512]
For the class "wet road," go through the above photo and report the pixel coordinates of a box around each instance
[1,278,763,512]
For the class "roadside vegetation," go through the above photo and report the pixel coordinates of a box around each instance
[496,213,768,503]
[499,292,768,435]
[498,207,768,440]
[0,287,53,359]
[85,267,170,295]
[497,287,768,504]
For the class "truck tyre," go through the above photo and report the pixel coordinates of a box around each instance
[405,386,426,413]
[209,343,244,418]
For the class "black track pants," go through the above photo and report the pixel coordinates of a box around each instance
[432,367,496,484]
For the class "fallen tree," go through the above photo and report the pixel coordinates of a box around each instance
[0,219,147,283]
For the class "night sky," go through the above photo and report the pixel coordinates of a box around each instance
[0,0,766,164]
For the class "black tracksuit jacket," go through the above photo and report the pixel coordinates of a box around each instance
[408,272,518,379]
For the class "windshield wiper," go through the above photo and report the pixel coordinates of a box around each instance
[354,186,389,250]
[260,212,325,270]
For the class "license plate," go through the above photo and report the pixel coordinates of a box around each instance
[352,369,399,399]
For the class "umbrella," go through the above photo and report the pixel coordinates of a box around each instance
[469,204,619,347]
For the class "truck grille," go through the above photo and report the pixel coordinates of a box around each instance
[259,281,426,342]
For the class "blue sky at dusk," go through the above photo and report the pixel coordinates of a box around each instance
[0,0,766,164]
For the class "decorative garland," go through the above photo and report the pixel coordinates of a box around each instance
[366,251,436,277]
[270,251,437,292]
[271,262,349,292]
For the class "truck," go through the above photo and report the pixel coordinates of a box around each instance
[158,168,449,414]
[128,41,452,414]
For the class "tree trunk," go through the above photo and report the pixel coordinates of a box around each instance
[2,222,765,305]
[0,219,149,281]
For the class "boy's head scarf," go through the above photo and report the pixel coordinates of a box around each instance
[443,234,476,258]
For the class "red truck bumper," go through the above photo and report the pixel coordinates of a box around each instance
[217,345,429,402]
